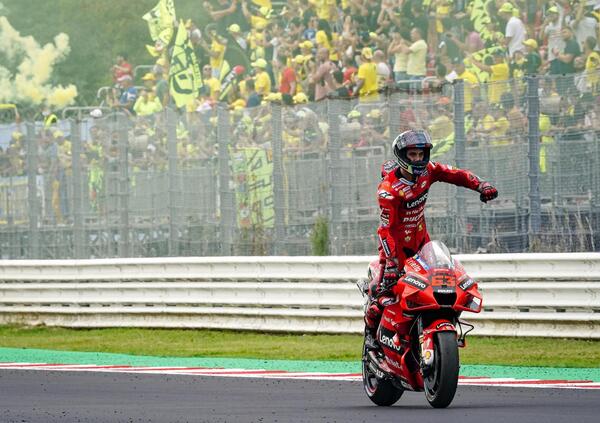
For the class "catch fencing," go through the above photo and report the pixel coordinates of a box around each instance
[1,72,600,258]
[0,254,598,338]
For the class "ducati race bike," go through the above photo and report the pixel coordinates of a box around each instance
[358,240,482,408]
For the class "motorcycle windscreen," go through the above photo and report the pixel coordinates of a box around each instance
[415,241,454,271]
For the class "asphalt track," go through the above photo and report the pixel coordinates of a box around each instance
[1,369,599,423]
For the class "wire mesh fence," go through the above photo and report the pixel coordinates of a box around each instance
[1,72,600,258]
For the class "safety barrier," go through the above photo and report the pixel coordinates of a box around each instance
[0,254,599,338]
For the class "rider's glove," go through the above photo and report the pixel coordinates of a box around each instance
[477,182,498,203]
[380,260,400,293]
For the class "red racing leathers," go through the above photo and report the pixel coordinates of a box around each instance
[365,159,483,331]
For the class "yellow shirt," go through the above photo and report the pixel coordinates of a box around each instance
[250,15,269,30]
[205,77,221,100]
[315,30,337,61]
[456,70,479,113]
[435,0,452,33]
[586,51,600,92]
[254,70,271,96]
[309,0,336,21]
[489,62,509,104]
[134,96,163,116]
[357,62,378,99]
[406,39,427,76]
[210,40,226,71]
[491,116,510,145]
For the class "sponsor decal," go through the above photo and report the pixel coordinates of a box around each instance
[379,333,402,353]
[404,235,411,242]
[379,235,391,256]
[378,190,393,200]
[434,288,455,294]
[403,275,427,290]
[405,259,421,272]
[392,181,403,190]
[405,191,428,209]
[418,223,423,231]
[402,212,424,223]
[421,181,427,188]
[459,278,475,291]
[383,160,399,172]
[380,210,390,226]
[368,361,386,379]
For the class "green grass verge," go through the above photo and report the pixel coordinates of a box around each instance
[1,326,599,368]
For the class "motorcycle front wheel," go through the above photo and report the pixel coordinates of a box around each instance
[362,340,403,406]
[423,331,459,408]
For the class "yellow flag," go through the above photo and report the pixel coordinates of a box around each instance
[142,0,175,45]
[169,20,202,108]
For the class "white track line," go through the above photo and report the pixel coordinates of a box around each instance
[1,363,599,389]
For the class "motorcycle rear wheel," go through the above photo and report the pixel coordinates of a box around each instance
[423,331,459,408]
[362,341,403,406]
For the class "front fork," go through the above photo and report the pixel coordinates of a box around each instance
[417,316,457,376]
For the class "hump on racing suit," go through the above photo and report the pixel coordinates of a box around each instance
[380,160,400,179]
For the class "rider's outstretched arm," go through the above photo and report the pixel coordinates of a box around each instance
[429,161,498,202]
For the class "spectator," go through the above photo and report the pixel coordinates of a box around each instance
[448,57,480,114]
[522,38,542,75]
[111,53,133,84]
[499,2,526,57]
[373,49,391,91]
[542,6,565,75]
[329,70,351,99]
[582,36,600,93]
[567,1,599,50]
[400,28,428,92]
[469,49,510,105]
[355,47,378,101]
[388,28,408,84]
[279,54,299,96]
[552,26,581,94]
[133,88,163,116]
[201,65,222,101]
[117,75,138,112]
[153,59,170,107]
[252,58,272,96]
[245,79,261,107]
[310,47,336,101]
[228,23,248,51]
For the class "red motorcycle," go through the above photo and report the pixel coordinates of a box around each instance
[358,240,482,408]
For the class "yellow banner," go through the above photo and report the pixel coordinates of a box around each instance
[142,0,175,45]
[231,148,274,229]
[169,20,202,108]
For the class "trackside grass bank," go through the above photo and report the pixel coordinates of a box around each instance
[0,326,599,368]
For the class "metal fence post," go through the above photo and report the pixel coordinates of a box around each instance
[117,113,130,257]
[25,123,40,259]
[166,108,179,256]
[526,76,541,244]
[271,104,285,255]
[70,119,85,258]
[327,99,342,255]
[217,105,234,255]
[453,79,466,252]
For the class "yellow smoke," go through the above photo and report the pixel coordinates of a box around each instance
[0,16,77,108]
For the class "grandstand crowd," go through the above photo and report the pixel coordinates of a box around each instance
[3,0,600,223]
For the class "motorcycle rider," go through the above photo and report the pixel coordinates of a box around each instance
[364,129,498,351]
